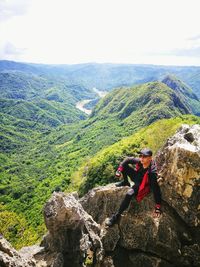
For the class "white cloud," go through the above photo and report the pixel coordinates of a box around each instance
[169,47,200,57]
[0,0,200,65]
[0,0,32,21]
[187,34,200,41]
[2,42,26,56]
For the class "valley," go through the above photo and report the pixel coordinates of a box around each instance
[0,60,199,250]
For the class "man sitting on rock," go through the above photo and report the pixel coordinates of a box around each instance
[105,148,162,226]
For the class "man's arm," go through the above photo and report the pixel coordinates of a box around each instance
[115,157,140,178]
[117,157,140,172]
[149,171,162,217]
[149,172,162,205]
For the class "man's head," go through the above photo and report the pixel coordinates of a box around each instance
[138,148,153,167]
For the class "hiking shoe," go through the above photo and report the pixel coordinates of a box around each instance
[115,180,130,187]
[105,214,121,227]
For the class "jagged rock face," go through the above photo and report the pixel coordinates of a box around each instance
[80,185,199,267]
[41,185,199,267]
[0,235,36,267]
[156,124,200,228]
[42,192,103,267]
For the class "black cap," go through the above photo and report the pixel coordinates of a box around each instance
[137,148,153,156]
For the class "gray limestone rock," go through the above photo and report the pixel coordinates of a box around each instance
[42,192,104,267]
[0,235,36,267]
[156,124,200,228]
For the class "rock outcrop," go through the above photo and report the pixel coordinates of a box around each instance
[42,192,103,267]
[40,185,199,267]
[0,124,199,267]
[0,235,37,267]
[156,124,200,229]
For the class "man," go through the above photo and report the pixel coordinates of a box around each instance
[105,148,162,227]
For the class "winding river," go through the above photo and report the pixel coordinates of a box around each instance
[76,87,107,115]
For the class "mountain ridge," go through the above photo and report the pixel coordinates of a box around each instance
[1,60,200,96]
[161,74,200,115]
[91,81,193,121]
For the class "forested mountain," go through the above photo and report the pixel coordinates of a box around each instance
[161,75,200,115]
[0,60,200,250]
[1,60,200,96]
[0,71,95,127]
[92,81,190,120]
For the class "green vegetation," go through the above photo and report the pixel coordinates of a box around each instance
[1,60,200,96]
[78,115,200,194]
[91,81,194,126]
[162,74,200,115]
[0,204,45,249]
[0,72,91,127]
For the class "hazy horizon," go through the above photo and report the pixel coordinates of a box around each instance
[2,59,200,68]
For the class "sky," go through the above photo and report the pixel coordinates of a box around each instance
[0,0,200,66]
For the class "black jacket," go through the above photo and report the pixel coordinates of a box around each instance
[119,157,161,205]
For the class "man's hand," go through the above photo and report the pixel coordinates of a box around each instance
[153,205,162,218]
[153,204,162,218]
[157,176,163,185]
[115,166,123,178]
[115,170,122,178]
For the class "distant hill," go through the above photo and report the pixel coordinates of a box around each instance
[91,81,192,126]
[1,60,200,97]
[0,71,95,130]
[162,74,198,100]
[161,75,200,115]
[66,79,199,155]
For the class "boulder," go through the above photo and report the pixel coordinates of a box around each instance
[42,192,103,267]
[0,235,35,267]
[80,185,195,267]
[40,183,198,266]
[156,124,200,229]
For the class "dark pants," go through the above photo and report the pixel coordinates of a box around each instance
[117,165,140,215]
